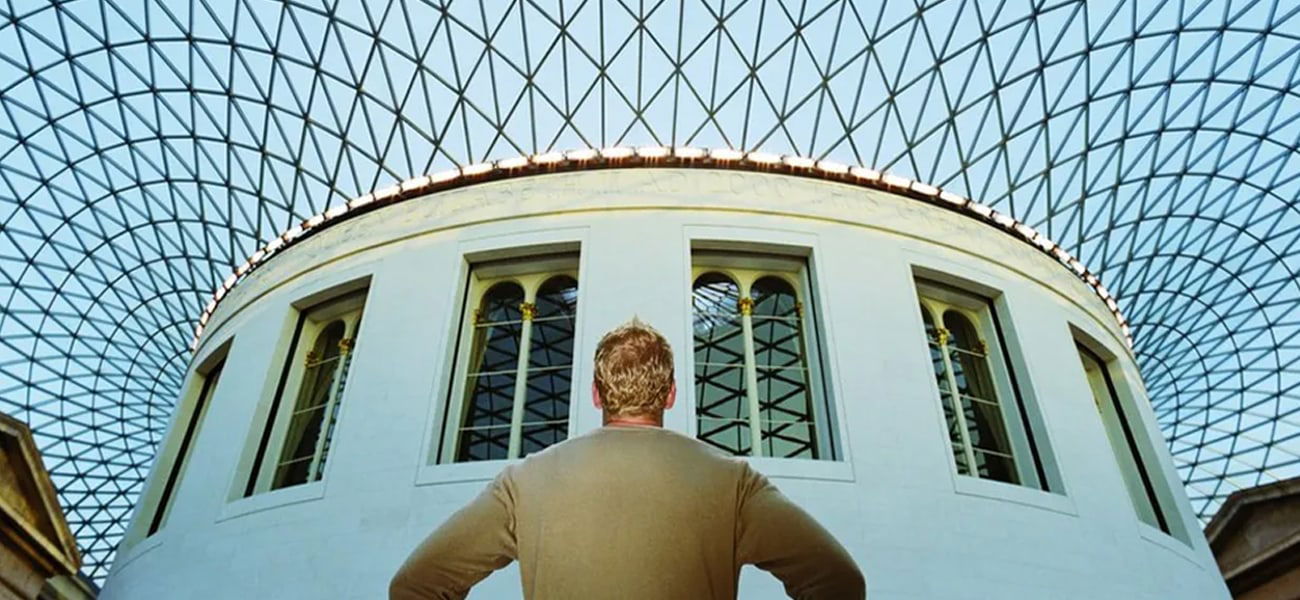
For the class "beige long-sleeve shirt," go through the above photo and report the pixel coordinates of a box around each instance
[390,424,865,599]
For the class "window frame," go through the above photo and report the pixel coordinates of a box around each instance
[1072,328,1194,546]
[119,340,230,554]
[149,359,224,536]
[916,278,1053,491]
[1077,343,1169,532]
[690,251,840,461]
[244,289,368,497]
[435,254,581,464]
[917,281,1041,487]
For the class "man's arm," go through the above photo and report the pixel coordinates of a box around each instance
[736,463,866,599]
[389,468,518,600]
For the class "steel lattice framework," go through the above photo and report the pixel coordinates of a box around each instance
[2,0,1299,580]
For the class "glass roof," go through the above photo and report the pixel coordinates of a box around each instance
[2,0,1298,580]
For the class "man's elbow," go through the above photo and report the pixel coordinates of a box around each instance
[837,564,867,599]
[790,553,866,599]
[824,555,866,599]
[388,565,420,600]
[389,564,445,600]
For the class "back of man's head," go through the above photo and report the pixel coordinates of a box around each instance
[593,318,675,418]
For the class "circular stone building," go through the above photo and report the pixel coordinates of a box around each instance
[99,159,1230,598]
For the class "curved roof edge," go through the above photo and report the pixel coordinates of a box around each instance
[191,146,1132,351]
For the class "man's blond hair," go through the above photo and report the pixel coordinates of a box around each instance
[593,318,675,417]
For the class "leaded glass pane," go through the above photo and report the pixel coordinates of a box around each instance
[945,399,971,475]
[925,304,971,475]
[522,276,578,456]
[943,310,1018,484]
[457,425,512,462]
[752,276,817,459]
[457,282,525,462]
[693,273,749,455]
[972,448,1017,483]
[520,424,567,456]
[696,366,751,455]
[273,319,346,489]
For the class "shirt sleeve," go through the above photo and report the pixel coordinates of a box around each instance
[389,467,519,600]
[735,463,866,600]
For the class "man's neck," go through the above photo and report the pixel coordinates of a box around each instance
[603,413,663,427]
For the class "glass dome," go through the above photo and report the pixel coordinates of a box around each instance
[1,0,1297,579]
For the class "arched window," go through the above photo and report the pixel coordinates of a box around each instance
[521,275,579,455]
[692,258,836,460]
[457,282,527,461]
[750,276,817,458]
[693,273,750,455]
[942,310,1016,483]
[444,259,581,463]
[923,305,967,472]
[917,281,1044,489]
[273,319,346,488]
[253,289,367,494]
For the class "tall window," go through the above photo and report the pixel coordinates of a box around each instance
[439,257,579,463]
[246,290,366,495]
[1077,344,1171,533]
[145,359,224,537]
[692,253,837,459]
[918,281,1046,488]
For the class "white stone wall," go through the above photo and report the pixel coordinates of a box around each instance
[101,169,1230,599]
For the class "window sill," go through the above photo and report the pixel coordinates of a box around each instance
[414,459,515,486]
[745,456,855,482]
[951,473,1076,516]
[217,480,326,522]
[1137,521,1201,567]
[109,531,165,574]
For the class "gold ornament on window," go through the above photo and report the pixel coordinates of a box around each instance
[934,327,950,346]
[520,301,537,321]
[338,337,354,353]
[738,297,754,316]
[305,350,319,367]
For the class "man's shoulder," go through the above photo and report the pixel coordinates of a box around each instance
[514,426,744,471]
[575,425,737,455]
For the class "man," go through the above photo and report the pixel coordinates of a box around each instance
[390,318,865,599]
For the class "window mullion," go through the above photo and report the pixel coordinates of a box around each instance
[739,296,763,458]
[507,301,536,459]
[938,328,978,476]
[447,305,489,463]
